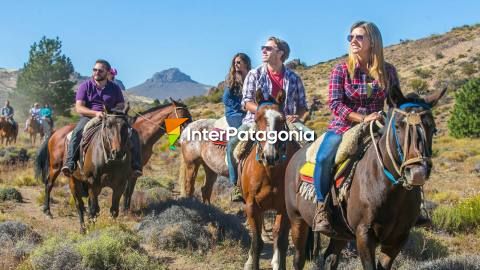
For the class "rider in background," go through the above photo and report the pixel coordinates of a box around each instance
[40,103,54,128]
[223,53,251,202]
[25,103,41,131]
[312,21,400,233]
[1,100,17,127]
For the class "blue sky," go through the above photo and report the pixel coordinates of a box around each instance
[0,0,479,88]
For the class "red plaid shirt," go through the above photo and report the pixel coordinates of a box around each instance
[327,62,399,134]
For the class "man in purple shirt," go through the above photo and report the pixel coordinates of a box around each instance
[61,59,142,178]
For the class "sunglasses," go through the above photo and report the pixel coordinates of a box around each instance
[261,45,278,52]
[347,34,365,42]
[92,68,106,73]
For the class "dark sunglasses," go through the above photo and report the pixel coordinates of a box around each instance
[92,68,106,73]
[347,34,365,42]
[261,45,277,52]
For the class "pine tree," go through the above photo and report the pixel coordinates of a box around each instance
[448,77,480,138]
[13,36,75,116]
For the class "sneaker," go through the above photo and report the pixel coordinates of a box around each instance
[230,186,244,202]
[312,202,332,233]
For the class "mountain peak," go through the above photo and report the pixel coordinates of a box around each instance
[150,68,195,84]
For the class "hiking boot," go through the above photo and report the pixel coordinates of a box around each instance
[313,202,332,233]
[230,186,244,202]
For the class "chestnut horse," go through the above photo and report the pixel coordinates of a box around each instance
[0,116,18,145]
[241,89,300,270]
[26,115,44,145]
[284,87,447,270]
[35,100,192,217]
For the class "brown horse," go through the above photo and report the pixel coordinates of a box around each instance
[0,116,18,145]
[35,100,192,217]
[26,115,44,145]
[284,87,447,270]
[179,118,229,203]
[241,89,300,270]
[69,108,131,232]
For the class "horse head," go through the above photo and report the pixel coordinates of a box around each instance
[102,109,131,162]
[169,97,193,125]
[254,88,287,167]
[385,85,447,186]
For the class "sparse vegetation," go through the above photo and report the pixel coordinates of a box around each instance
[432,195,480,232]
[435,52,444,59]
[409,78,429,93]
[0,187,23,202]
[414,68,433,79]
[0,221,41,269]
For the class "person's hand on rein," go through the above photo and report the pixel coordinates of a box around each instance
[363,112,383,123]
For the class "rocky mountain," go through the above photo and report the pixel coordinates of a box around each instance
[127,68,211,100]
[0,68,19,104]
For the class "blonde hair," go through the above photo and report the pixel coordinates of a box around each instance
[347,21,387,89]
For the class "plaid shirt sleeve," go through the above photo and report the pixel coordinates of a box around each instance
[328,64,353,121]
[295,76,308,110]
[241,70,257,110]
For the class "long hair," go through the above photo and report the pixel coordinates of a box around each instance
[347,21,388,89]
[226,53,251,95]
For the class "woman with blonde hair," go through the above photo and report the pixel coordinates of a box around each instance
[312,21,400,233]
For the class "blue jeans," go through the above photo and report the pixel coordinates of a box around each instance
[226,115,244,129]
[313,130,342,202]
[227,123,250,185]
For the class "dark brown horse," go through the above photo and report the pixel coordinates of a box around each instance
[241,89,300,270]
[0,116,18,145]
[26,115,44,145]
[284,87,447,270]
[35,100,192,218]
[69,108,131,232]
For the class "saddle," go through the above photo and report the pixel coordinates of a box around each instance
[210,116,229,146]
[64,118,103,170]
[297,123,375,202]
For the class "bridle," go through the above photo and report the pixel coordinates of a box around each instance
[371,102,433,188]
[131,104,190,132]
[100,113,129,162]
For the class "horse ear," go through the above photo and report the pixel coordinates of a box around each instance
[275,89,286,105]
[255,88,264,104]
[169,97,178,105]
[387,84,406,107]
[424,86,447,108]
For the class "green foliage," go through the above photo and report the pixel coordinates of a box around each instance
[432,195,480,232]
[30,225,163,270]
[0,187,23,202]
[434,52,444,60]
[152,99,160,106]
[408,79,428,94]
[13,36,75,117]
[448,78,480,138]
[413,68,432,79]
[460,62,477,76]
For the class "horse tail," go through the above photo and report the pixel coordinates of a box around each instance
[35,137,50,184]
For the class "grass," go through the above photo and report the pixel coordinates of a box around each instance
[432,195,480,232]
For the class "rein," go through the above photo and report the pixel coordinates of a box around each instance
[100,114,128,162]
[130,105,188,131]
[370,102,432,187]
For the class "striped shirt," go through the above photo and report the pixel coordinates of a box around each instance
[328,62,400,134]
[241,64,308,124]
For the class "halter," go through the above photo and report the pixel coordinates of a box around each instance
[100,113,129,162]
[130,104,189,131]
[371,102,432,188]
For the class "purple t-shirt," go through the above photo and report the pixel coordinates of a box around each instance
[76,79,125,112]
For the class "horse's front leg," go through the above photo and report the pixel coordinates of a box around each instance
[323,238,348,270]
[376,233,408,270]
[87,184,100,221]
[111,183,124,218]
[271,212,290,270]
[122,176,137,213]
[69,178,86,233]
[200,164,217,204]
[244,202,264,270]
[356,224,377,270]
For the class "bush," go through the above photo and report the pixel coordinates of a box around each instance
[448,78,480,138]
[460,62,477,76]
[137,198,248,254]
[414,68,432,79]
[402,255,480,269]
[401,229,449,260]
[409,79,429,94]
[435,52,444,60]
[30,225,161,270]
[0,221,41,263]
[432,195,480,232]
[0,187,23,202]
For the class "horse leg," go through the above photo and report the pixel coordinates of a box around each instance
[122,176,137,213]
[356,225,377,270]
[87,185,101,222]
[43,168,60,218]
[200,164,216,204]
[376,244,403,270]
[183,160,200,197]
[69,179,86,233]
[323,238,347,270]
[244,203,264,270]
[271,212,290,270]
[110,187,123,218]
[290,218,310,270]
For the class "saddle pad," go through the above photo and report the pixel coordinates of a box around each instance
[299,159,351,188]
[305,123,364,165]
[210,127,228,145]
[213,116,229,130]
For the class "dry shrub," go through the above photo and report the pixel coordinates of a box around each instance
[0,221,41,269]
